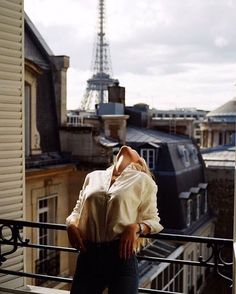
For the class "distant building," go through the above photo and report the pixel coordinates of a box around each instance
[200,97,236,148]
[150,108,208,145]
[152,108,207,120]
[125,103,150,128]
[124,105,208,145]
[201,145,235,239]
[199,97,236,240]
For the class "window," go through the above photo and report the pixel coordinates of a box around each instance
[25,83,31,157]
[229,132,236,145]
[196,194,201,220]
[186,199,192,227]
[25,60,42,156]
[198,183,208,215]
[195,130,201,136]
[219,132,223,145]
[36,196,59,285]
[140,148,155,170]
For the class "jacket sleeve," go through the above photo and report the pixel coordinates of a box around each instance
[66,174,90,226]
[139,176,164,233]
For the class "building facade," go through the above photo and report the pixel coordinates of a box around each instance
[200,98,236,148]
[201,145,235,239]
[150,108,208,145]
[200,98,236,240]
[23,14,75,289]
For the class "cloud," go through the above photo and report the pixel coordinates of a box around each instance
[24,0,236,111]
[214,36,229,48]
[118,63,236,111]
[67,68,91,110]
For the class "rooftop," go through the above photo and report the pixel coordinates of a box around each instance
[25,13,53,56]
[207,97,236,118]
[201,144,235,168]
[126,127,189,144]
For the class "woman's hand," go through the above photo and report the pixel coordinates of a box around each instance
[119,223,139,260]
[67,224,86,252]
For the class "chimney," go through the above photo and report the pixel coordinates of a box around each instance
[51,55,70,126]
[101,115,129,144]
[108,81,125,105]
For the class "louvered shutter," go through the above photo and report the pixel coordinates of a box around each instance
[0,0,24,289]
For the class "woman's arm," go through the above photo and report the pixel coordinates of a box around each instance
[139,178,164,234]
[67,224,86,251]
[119,177,163,259]
[66,174,90,225]
[119,223,139,259]
[66,174,90,251]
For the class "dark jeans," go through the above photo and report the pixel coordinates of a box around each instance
[70,240,139,294]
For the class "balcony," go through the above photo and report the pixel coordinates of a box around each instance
[0,219,233,294]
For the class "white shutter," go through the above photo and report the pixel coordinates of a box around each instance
[0,0,24,289]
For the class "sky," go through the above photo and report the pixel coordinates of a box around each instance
[24,0,236,111]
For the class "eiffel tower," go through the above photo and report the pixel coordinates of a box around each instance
[80,0,119,111]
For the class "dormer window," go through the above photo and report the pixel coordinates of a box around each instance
[25,83,31,157]
[140,148,155,170]
[204,190,208,214]
[25,60,42,156]
[186,199,192,227]
[177,145,190,167]
[198,183,208,214]
[187,144,199,164]
[196,194,201,220]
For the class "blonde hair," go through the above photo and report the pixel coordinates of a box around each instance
[130,157,154,179]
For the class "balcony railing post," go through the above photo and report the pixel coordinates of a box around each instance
[0,223,29,266]
[198,240,233,287]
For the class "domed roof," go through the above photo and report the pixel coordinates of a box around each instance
[207,97,236,117]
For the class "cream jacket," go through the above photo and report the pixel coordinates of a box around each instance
[66,164,163,243]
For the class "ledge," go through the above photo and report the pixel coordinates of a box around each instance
[25,285,69,294]
[0,286,69,294]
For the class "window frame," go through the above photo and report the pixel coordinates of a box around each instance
[140,148,156,170]
[36,195,59,284]
[37,195,57,257]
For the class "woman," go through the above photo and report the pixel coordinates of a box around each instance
[66,145,163,294]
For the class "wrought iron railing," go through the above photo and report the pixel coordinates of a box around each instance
[0,219,233,294]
